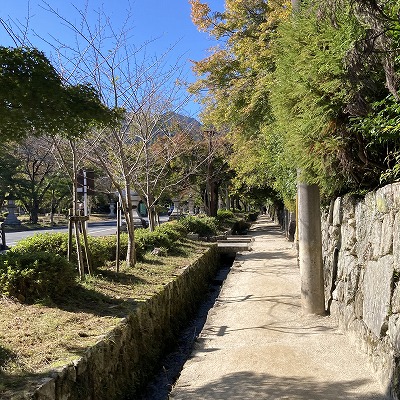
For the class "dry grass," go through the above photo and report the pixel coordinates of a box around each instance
[0,240,211,397]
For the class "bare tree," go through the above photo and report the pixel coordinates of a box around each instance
[133,113,203,230]
[37,3,214,266]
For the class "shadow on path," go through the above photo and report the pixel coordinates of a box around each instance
[170,371,386,400]
[198,319,334,338]
[244,250,296,261]
[214,293,299,308]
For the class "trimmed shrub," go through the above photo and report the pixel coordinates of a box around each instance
[86,234,137,267]
[8,230,170,269]
[6,221,194,273]
[135,228,172,252]
[155,221,187,241]
[178,215,217,237]
[0,250,76,302]
[12,232,69,256]
[247,212,259,222]
[87,235,119,267]
[231,219,251,235]
[11,232,114,270]
[216,209,235,222]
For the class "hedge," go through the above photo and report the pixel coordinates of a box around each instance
[0,249,76,302]
[0,215,226,301]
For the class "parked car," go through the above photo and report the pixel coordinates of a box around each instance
[120,216,148,231]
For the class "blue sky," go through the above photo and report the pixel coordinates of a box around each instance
[0,0,224,117]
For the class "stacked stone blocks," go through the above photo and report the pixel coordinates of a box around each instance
[322,182,400,398]
[28,245,219,400]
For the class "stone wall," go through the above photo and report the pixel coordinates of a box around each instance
[30,245,219,400]
[321,182,400,399]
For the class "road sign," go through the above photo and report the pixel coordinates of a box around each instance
[77,169,95,195]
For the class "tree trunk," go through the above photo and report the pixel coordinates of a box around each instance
[146,193,156,231]
[208,180,219,217]
[50,190,55,226]
[30,202,39,224]
[123,186,136,267]
[147,206,156,231]
[235,197,241,210]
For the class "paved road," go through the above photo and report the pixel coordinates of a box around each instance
[3,220,118,247]
[3,216,169,247]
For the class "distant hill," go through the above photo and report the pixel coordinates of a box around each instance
[158,111,203,138]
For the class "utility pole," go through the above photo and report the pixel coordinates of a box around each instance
[297,181,325,315]
[292,0,326,315]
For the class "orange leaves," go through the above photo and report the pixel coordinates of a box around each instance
[189,0,212,32]
[189,0,293,139]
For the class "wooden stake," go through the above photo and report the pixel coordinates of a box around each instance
[116,201,121,272]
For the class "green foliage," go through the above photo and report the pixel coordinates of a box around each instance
[216,209,235,222]
[5,216,223,282]
[60,83,116,138]
[0,46,116,142]
[11,232,116,270]
[270,1,400,197]
[351,95,400,142]
[231,219,251,235]
[0,250,76,302]
[12,232,69,256]
[0,143,20,206]
[86,227,187,266]
[190,0,291,208]
[8,228,180,270]
[3,150,71,223]
[246,212,259,222]
[190,0,289,130]
[189,0,400,204]
[135,228,172,253]
[258,124,297,207]
[3,137,65,224]
[270,1,367,196]
[380,151,400,184]
[0,46,64,140]
[348,94,400,185]
[155,221,187,241]
[215,209,239,231]
[178,215,218,236]
[87,235,120,267]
